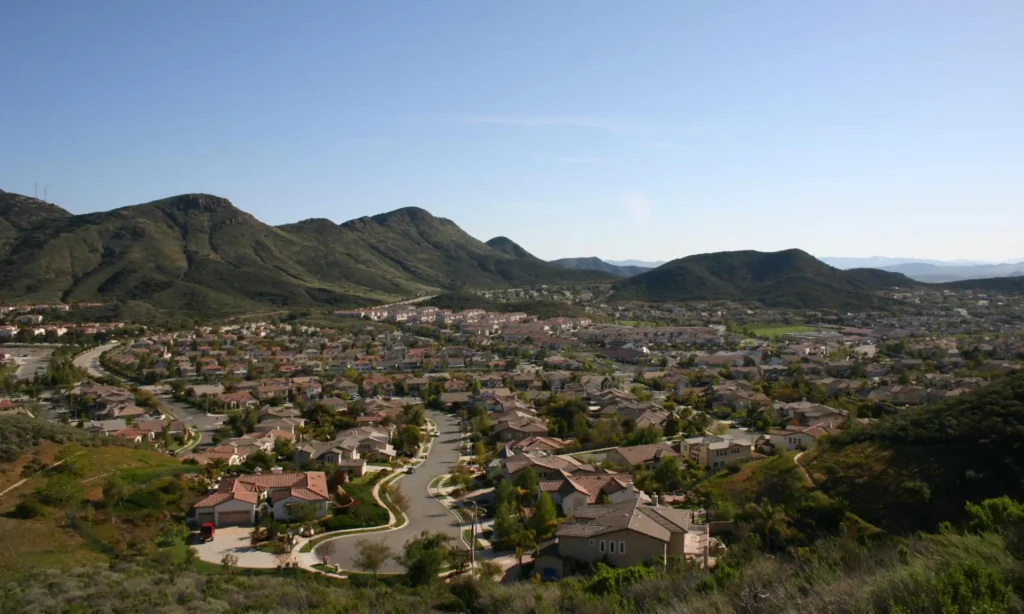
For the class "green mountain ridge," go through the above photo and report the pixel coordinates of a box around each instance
[609,248,917,309]
[0,190,610,316]
[550,256,647,277]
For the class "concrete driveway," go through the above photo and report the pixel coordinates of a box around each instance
[311,410,465,573]
[193,527,281,568]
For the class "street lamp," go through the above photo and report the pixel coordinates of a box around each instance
[462,500,480,569]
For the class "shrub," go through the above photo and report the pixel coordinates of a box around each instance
[35,475,84,508]
[13,496,48,518]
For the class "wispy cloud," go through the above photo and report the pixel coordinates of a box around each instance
[622,193,653,223]
[442,115,650,133]
[533,152,609,165]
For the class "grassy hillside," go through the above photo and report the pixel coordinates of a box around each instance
[610,248,914,309]
[0,192,608,316]
[485,236,542,260]
[940,275,1024,293]
[804,372,1024,533]
[0,416,197,580]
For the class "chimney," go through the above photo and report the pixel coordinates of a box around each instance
[271,466,283,474]
[651,493,659,507]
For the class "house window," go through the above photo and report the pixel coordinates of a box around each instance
[589,539,595,547]
[599,540,606,553]
[619,541,626,554]
[609,541,616,554]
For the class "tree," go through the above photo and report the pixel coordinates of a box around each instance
[397,531,452,586]
[273,437,295,459]
[102,472,131,509]
[36,475,84,508]
[205,458,228,480]
[513,467,539,503]
[385,482,410,514]
[472,441,487,467]
[314,540,338,565]
[398,424,423,455]
[353,539,393,581]
[530,493,558,539]
[494,480,516,511]
[493,502,520,548]
[511,528,537,576]
[742,500,792,553]
[622,425,663,447]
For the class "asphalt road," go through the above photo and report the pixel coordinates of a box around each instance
[318,409,465,573]
[72,343,224,450]
[158,395,225,450]
[72,343,120,378]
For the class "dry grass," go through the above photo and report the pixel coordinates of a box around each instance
[0,443,192,582]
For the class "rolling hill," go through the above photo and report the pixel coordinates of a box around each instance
[609,248,915,309]
[484,236,542,260]
[550,257,647,277]
[804,372,1024,533]
[0,191,611,317]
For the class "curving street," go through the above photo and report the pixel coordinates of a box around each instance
[316,409,465,573]
[73,343,224,451]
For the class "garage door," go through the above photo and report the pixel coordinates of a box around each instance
[217,510,252,526]
[195,511,215,524]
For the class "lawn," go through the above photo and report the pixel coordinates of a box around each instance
[745,324,818,338]
[322,473,388,531]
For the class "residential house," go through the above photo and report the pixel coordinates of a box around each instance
[218,391,258,410]
[679,435,752,470]
[540,474,638,515]
[768,424,841,451]
[604,443,682,470]
[509,437,573,453]
[192,470,330,527]
[555,498,708,568]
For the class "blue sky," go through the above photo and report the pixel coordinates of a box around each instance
[2,1,1023,262]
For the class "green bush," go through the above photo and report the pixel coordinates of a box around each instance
[13,496,48,519]
[35,475,84,508]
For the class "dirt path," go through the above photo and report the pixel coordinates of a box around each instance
[0,458,68,499]
[794,451,815,486]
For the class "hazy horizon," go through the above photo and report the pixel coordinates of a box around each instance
[2,1,1022,262]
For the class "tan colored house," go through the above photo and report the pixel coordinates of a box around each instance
[679,435,752,470]
[556,499,707,568]
[192,469,329,527]
[768,424,841,451]
[540,474,638,514]
[604,442,681,469]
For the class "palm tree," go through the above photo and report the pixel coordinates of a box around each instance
[745,500,791,552]
[205,458,228,480]
[511,528,537,577]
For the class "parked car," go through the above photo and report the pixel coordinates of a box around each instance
[199,523,215,542]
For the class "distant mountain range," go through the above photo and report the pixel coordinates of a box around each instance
[0,189,611,317]
[822,256,1024,282]
[605,259,665,268]
[875,262,1024,283]
[2,188,1022,317]
[610,249,914,310]
[549,257,648,277]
